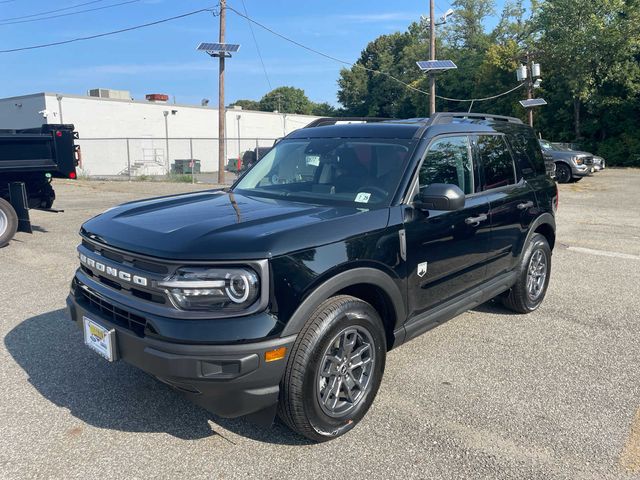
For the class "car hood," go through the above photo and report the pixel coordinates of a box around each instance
[81,190,390,260]
[545,149,579,159]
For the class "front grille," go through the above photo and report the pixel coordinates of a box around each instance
[82,239,169,274]
[583,156,594,165]
[79,237,169,306]
[76,280,148,337]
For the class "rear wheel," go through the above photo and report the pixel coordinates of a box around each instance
[278,295,386,442]
[501,233,551,313]
[555,162,572,183]
[0,198,18,248]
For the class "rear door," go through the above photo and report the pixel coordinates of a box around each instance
[404,135,492,319]
[473,134,538,279]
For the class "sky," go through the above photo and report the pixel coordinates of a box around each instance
[0,0,506,107]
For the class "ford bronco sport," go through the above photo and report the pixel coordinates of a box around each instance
[67,113,557,441]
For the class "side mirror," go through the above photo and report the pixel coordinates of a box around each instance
[414,183,465,211]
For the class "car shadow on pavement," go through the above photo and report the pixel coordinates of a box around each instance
[5,309,311,445]
[471,299,516,315]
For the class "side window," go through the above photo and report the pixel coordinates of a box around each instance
[419,136,475,195]
[508,131,546,177]
[477,135,516,191]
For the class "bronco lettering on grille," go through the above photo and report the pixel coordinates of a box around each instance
[79,253,148,287]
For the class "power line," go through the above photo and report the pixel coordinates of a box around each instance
[0,0,108,22]
[224,5,523,104]
[0,0,141,26]
[0,8,214,53]
[240,0,272,91]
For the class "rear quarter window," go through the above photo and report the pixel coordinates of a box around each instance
[509,130,546,177]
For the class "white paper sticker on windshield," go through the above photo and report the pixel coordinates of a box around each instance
[305,155,320,166]
[355,192,371,203]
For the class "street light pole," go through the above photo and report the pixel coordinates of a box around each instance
[218,0,226,185]
[429,0,436,115]
[163,111,170,173]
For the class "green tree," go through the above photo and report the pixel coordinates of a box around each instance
[310,102,337,116]
[537,0,640,140]
[259,86,313,114]
[228,99,260,110]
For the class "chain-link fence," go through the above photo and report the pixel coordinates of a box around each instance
[76,137,278,183]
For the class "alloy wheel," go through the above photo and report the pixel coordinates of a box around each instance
[556,164,571,183]
[316,326,375,418]
[526,249,548,301]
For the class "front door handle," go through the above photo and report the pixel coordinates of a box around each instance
[465,213,488,226]
[517,201,534,210]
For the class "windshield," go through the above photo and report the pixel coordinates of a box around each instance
[233,137,415,206]
[539,139,553,151]
[551,142,573,151]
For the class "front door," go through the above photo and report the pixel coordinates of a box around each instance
[404,135,492,319]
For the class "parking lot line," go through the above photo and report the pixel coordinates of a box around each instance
[566,246,640,261]
[620,407,640,472]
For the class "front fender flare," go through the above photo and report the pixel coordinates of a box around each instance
[280,267,406,337]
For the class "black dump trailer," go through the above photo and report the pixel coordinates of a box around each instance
[0,124,79,247]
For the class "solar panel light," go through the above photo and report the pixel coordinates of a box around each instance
[197,42,241,57]
[519,98,547,108]
[416,60,457,73]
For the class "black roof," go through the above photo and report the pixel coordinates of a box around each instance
[288,113,525,140]
[288,122,424,139]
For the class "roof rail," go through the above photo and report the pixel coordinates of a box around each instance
[429,112,523,125]
[302,117,389,128]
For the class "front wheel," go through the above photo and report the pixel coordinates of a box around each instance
[555,162,572,183]
[501,233,552,313]
[278,295,386,442]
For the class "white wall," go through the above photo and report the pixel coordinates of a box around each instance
[0,94,47,129]
[0,92,320,175]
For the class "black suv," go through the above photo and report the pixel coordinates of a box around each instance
[67,113,557,441]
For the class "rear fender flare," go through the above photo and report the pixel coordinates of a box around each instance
[519,213,556,258]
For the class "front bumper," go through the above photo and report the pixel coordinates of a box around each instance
[67,283,296,420]
[572,164,592,177]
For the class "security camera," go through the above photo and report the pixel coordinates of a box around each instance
[171,109,178,115]
[201,98,210,106]
[38,109,50,118]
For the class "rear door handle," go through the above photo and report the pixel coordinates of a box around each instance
[517,201,534,210]
[465,213,488,226]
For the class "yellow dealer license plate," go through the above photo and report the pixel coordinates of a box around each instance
[83,316,116,362]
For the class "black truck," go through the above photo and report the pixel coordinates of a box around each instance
[67,113,557,441]
[0,124,79,247]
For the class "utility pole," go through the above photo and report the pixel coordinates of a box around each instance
[525,52,533,127]
[516,54,543,128]
[429,0,436,115]
[218,0,226,185]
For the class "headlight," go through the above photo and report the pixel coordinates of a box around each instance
[573,156,583,165]
[159,267,259,311]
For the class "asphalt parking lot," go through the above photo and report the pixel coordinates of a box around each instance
[1,170,639,479]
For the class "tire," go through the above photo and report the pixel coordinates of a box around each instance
[555,162,572,183]
[501,233,551,313]
[278,295,386,442]
[0,198,18,248]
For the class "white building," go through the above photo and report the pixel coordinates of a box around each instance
[0,90,320,176]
